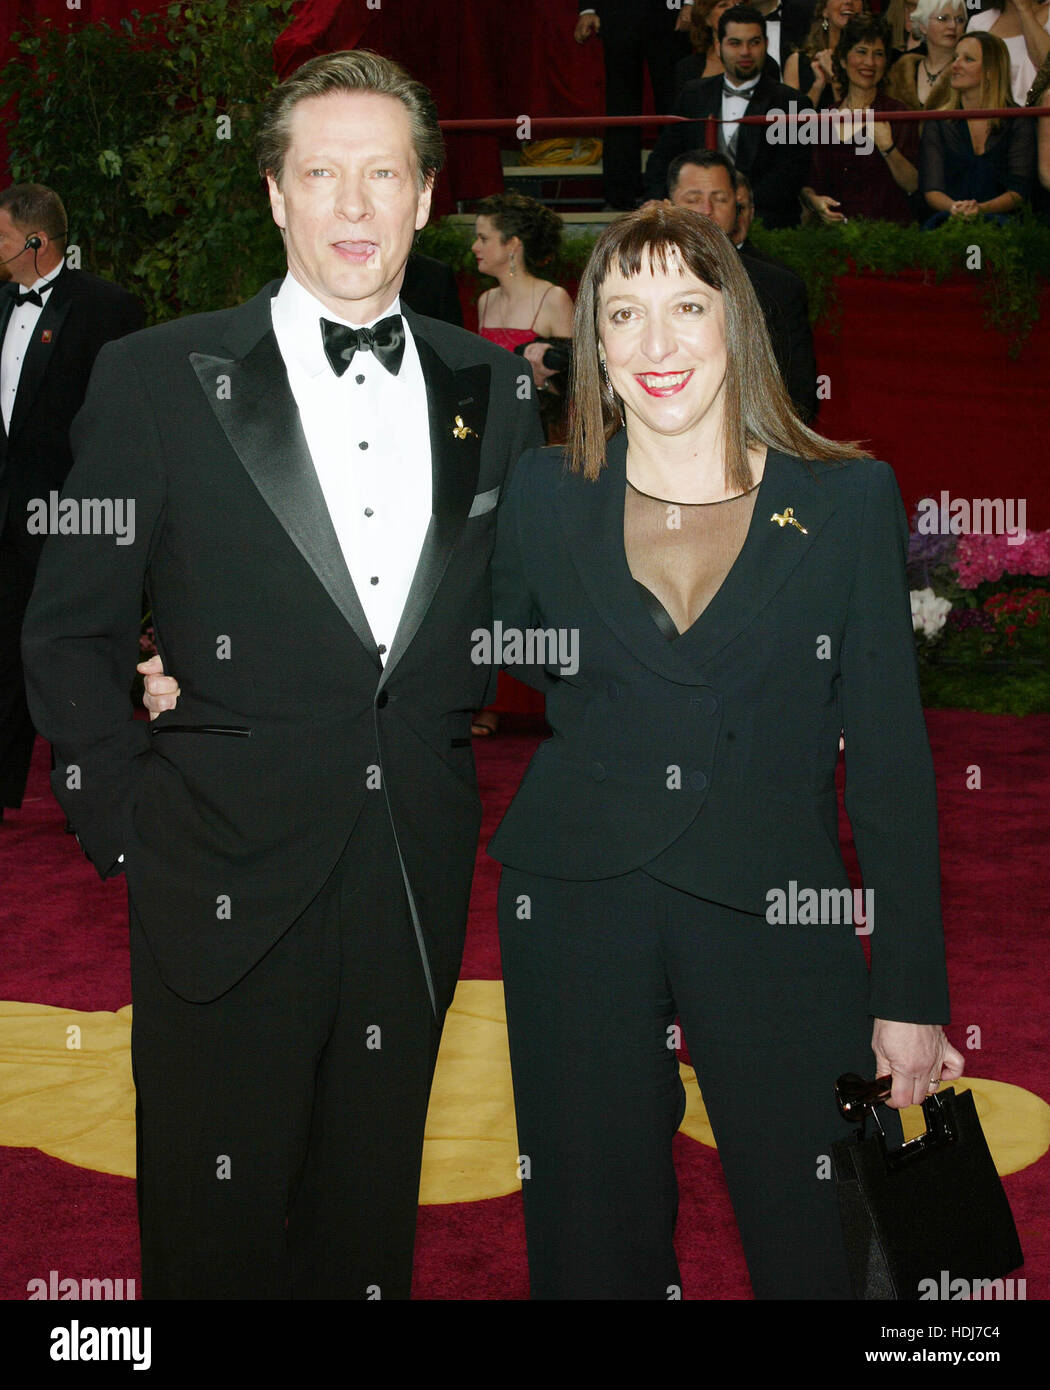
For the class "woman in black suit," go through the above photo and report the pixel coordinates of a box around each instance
[489,205,964,1300]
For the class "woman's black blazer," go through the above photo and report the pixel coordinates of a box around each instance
[488,431,950,1024]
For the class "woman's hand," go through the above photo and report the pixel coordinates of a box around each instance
[809,193,847,223]
[872,120,895,152]
[949,198,980,217]
[871,1019,965,1109]
[813,48,835,85]
[574,12,600,42]
[137,654,180,719]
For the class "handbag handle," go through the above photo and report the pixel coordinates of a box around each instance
[835,1072,892,1123]
[836,1072,959,1165]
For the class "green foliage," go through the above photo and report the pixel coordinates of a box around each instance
[1,0,293,322]
[919,663,1050,715]
[752,213,1050,357]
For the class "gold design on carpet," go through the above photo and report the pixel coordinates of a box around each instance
[1,988,1047,1200]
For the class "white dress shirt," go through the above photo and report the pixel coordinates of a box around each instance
[1,264,64,434]
[720,72,761,157]
[270,274,432,664]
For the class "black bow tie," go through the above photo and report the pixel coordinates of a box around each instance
[321,314,405,377]
[13,286,50,307]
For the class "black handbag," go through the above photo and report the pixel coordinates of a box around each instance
[831,1073,1024,1301]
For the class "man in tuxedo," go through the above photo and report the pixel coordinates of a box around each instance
[575,0,692,210]
[23,51,541,1299]
[644,6,813,228]
[668,150,817,421]
[0,185,143,820]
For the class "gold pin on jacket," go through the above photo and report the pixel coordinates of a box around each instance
[452,415,478,440]
[770,507,808,534]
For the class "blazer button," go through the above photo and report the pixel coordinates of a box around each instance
[607,681,621,701]
[688,770,708,791]
[692,693,718,716]
[376,691,389,709]
[590,761,607,782]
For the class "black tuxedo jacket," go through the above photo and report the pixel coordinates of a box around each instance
[401,252,463,328]
[740,248,817,422]
[23,281,542,1008]
[0,267,144,556]
[488,433,950,1024]
[644,70,813,227]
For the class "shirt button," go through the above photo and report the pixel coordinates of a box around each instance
[370,576,379,585]
[688,770,708,792]
[359,441,369,450]
[355,374,365,384]
[377,644,387,655]
[364,508,374,517]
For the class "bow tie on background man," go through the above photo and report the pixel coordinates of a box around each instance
[321,314,406,377]
[9,285,53,308]
[722,82,760,99]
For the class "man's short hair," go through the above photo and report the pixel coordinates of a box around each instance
[734,170,754,196]
[0,183,68,249]
[667,149,738,200]
[718,5,768,41]
[256,49,445,191]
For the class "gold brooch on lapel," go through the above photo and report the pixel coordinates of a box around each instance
[452,414,478,440]
[771,507,808,534]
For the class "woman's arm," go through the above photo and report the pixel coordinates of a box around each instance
[874,121,920,193]
[838,461,952,1026]
[535,286,575,340]
[1006,0,1050,73]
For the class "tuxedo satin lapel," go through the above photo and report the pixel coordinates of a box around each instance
[558,430,696,686]
[378,328,487,686]
[190,324,381,668]
[674,450,837,667]
[7,283,73,444]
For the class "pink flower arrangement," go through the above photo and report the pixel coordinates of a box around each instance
[953,531,1050,589]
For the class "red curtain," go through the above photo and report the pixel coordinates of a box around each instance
[2,0,606,216]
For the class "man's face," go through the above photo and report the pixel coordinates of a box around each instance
[267,90,432,322]
[0,207,39,287]
[720,23,767,84]
[669,164,738,238]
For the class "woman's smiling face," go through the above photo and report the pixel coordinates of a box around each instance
[598,254,728,443]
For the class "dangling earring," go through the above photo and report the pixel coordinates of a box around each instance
[509,252,517,276]
[600,355,625,426]
[822,15,829,31]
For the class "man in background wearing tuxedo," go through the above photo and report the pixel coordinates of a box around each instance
[575,0,692,210]
[667,149,817,421]
[0,184,143,822]
[644,6,812,228]
[23,52,541,1298]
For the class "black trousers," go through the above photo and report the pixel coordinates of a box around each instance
[498,864,900,1299]
[600,11,690,207]
[129,795,442,1299]
[0,539,38,809]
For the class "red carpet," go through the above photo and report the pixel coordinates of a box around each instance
[2,711,1048,1300]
